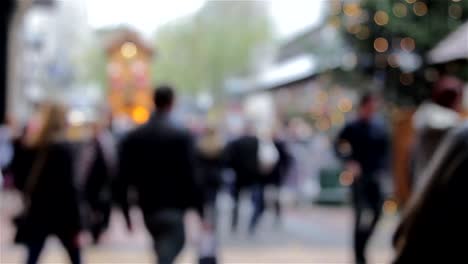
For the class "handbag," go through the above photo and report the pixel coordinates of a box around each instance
[13,146,48,244]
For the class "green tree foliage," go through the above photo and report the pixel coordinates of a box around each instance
[152,1,273,95]
[333,0,468,105]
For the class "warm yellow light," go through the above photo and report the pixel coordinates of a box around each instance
[121,42,138,59]
[344,3,361,17]
[331,112,345,126]
[383,200,398,214]
[338,98,353,113]
[374,38,389,53]
[401,37,416,52]
[340,171,354,186]
[449,4,463,19]
[413,2,428,16]
[393,3,408,18]
[374,11,389,26]
[132,106,150,124]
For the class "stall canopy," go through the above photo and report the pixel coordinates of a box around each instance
[428,22,468,64]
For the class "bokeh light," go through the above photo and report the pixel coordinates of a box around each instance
[413,2,428,16]
[356,26,370,40]
[393,3,408,18]
[400,37,416,52]
[132,106,150,124]
[121,42,138,59]
[383,200,398,214]
[339,171,354,186]
[374,37,389,53]
[338,98,353,113]
[374,11,389,26]
[331,112,345,126]
[344,3,362,17]
[449,4,463,19]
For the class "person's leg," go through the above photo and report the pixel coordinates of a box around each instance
[231,185,241,232]
[352,183,366,264]
[145,210,185,264]
[57,233,81,264]
[367,182,384,240]
[272,184,282,225]
[249,184,265,235]
[26,237,47,264]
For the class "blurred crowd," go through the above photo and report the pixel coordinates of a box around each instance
[1,74,467,264]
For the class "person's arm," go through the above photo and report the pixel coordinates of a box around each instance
[334,124,361,176]
[334,124,352,161]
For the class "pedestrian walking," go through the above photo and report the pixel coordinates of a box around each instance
[12,103,82,264]
[334,93,389,264]
[411,75,464,189]
[80,120,116,244]
[114,85,203,264]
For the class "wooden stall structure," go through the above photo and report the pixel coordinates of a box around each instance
[105,29,154,125]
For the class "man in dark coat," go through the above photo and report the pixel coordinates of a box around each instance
[225,124,264,234]
[114,85,203,264]
[335,93,389,264]
[393,122,468,263]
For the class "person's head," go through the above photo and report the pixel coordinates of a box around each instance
[358,92,379,120]
[29,102,68,147]
[432,75,464,111]
[153,85,175,113]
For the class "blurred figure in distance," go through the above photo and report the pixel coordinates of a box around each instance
[12,103,82,264]
[79,119,116,244]
[114,85,203,264]
[264,128,291,226]
[411,75,464,190]
[195,124,225,264]
[226,122,276,235]
[334,93,389,264]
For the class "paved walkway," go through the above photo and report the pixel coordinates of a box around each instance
[0,191,397,263]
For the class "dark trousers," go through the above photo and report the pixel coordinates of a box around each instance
[231,183,265,234]
[352,180,383,264]
[144,210,185,264]
[26,233,81,264]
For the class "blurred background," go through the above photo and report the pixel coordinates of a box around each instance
[1,0,467,263]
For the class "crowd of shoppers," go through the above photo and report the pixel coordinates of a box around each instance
[2,78,467,264]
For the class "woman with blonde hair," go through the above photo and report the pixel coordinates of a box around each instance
[13,102,82,264]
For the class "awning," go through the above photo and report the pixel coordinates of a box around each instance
[428,22,468,64]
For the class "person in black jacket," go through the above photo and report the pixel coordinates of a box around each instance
[393,123,468,263]
[225,124,264,234]
[12,103,82,264]
[264,132,291,225]
[80,121,116,244]
[335,93,389,264]
[114,85,203,264]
